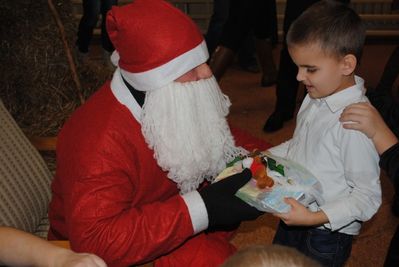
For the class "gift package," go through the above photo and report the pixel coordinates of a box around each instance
[215,151,324,213]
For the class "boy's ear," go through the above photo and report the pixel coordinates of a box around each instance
[341,54,357,75]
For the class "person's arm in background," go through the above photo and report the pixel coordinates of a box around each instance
[340,102,399,180]
[0,226,106,267]
[340,102,398,154]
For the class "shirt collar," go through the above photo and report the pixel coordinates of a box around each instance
[322,75,365,113]
[110,68,143,123]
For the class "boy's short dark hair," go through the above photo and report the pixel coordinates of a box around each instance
[287,0,365,62]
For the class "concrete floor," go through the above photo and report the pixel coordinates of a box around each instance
[223,43,399,267]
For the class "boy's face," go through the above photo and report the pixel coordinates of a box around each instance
[288,43,355,99]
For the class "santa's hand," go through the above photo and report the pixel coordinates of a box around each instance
[273,198,328,226]
[199,169,263,230]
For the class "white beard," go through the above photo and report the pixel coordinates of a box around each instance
[140,76,246,194]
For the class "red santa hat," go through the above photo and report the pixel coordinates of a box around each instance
[107,0,209,91]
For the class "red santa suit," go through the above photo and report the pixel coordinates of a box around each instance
[48,1,270,266]
[48,73,270,266]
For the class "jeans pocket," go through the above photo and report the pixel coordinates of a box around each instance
[306,229,338,260]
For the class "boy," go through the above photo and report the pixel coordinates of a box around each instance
[267,1,382,266]
[340,101,398,266]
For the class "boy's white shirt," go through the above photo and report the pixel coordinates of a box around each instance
[269,76,382,235]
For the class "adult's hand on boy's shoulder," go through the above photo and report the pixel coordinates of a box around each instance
[340,102,398,154]
[339,102,380,138]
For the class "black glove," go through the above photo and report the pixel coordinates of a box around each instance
[199,168,264,230]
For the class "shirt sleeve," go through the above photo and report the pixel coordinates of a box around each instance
[380,142,399,188]
[320,128,382,231]
[268,140,291,157]
[58,136,196,267]
[65,171,195,267]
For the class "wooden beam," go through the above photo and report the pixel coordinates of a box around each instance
[28,136,57,151]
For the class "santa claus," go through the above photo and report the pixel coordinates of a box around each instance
[48,0,269,266]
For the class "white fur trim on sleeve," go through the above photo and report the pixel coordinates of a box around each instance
[181,190,209,234]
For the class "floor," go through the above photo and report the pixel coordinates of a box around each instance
[87,43,399,266]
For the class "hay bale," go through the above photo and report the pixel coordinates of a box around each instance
[0,0,110,137]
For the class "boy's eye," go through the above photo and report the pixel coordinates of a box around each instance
[307,68,317,73]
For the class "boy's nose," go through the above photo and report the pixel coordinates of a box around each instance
[296,68,305,82]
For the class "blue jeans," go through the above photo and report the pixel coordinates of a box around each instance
[76,0,118,53]
[273,221,353,267]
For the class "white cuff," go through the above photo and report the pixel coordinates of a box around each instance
[182,190,208,234]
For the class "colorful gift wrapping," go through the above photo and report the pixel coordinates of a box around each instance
[215,151,324,213]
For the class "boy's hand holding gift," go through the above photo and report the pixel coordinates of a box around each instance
[273,198,328,226]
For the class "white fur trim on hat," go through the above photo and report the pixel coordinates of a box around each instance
[119,40,209,92]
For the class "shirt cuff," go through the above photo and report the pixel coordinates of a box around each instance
[181,190,208,234]
[320,202,352,232]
